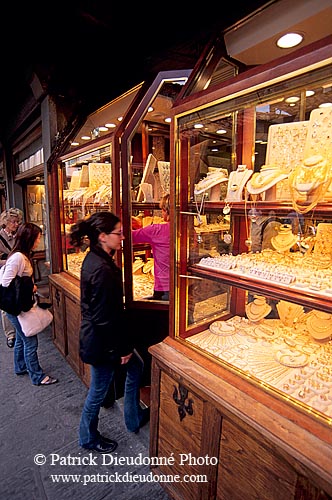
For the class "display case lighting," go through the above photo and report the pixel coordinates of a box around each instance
[276,32,304,49]
[285,96,300,103]
[319,102,332,108]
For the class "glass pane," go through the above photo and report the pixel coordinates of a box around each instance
[62,144,112,277]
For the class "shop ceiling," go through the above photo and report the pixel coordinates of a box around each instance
[0,0,331,145]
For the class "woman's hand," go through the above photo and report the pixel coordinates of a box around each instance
[33,284,38,293]
[120,353,133,365]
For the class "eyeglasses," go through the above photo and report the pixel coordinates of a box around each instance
[110,231,123,236]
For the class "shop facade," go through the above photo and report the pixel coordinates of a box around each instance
[148,1,332,499]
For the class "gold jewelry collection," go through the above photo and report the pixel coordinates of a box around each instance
[198,237,332,293]
[187,301,332,418]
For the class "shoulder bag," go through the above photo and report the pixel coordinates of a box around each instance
[0,275,34,316]
[18,302,53,337]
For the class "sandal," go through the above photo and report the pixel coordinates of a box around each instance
[40,375,58,386]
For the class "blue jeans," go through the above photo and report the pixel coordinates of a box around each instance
[7,313,45,385]
[79,351,144,447]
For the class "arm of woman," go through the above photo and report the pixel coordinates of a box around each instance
[1,253,26,286]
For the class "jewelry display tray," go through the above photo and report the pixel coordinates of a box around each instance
[196,258,332,300]
[187,316,332,420]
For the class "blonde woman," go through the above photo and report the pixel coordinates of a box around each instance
[0,208,23,348]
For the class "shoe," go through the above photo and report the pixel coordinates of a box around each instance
[99,435,118,447]
[7,337,15,348]
[39,375,58,385]
[38,302,52,309]
[82,439,118,454]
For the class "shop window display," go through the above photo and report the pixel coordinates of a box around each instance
[173,55,332,425]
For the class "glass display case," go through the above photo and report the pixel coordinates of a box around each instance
[56,71,190,301]
[172,40,332,427]
[48,71,190,385]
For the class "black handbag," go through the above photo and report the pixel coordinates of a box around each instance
[0,275,34,316]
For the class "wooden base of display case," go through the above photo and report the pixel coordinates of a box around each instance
[149,338,332,500]
[49,272,90,387]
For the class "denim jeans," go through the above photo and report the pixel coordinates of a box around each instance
[79,351,144,447]
[7,313,45,385]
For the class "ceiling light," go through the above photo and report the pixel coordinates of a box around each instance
[98,126,108,132]
[277,33,303,49]
[306,90,315,97]
[117,116,123,122]
[216,129,227,134]
[71,141,79,146]
[319,102,332,108]
[164,117,171,123]
[289,103,296,107]
[285,96,300,103]
[148,106,154,112]
[194,123,204,129]
[105,123,116,128]
[81,135,91,140]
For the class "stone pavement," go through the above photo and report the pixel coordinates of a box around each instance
[0,324,170,500]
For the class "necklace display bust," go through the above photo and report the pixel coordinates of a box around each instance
[271,224,298,253]
[225,165,253,202]
[246,165,288,197]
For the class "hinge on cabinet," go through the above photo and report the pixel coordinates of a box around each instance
[173,384,194,421]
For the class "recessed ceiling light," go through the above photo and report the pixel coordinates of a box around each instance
[105,123,116,128]
[306,90,315,97]
[117,116,123,122]
[148,106,154,112]
[164,117,171,123]
[98,126,108,132]
[319,102,332,108]
[277,33,303,49]
[194,123,204,129]
[285,96,300,103]
[71,141,79,146]
[81,135,91,140]
[216,129,227,134]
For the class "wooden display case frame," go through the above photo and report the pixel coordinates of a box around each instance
[149,37,332,500]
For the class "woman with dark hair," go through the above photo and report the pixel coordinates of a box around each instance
[0,222,58,386]
[70,211,148,454]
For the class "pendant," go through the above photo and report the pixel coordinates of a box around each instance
[224,233,232,245]
[223,203,231,215]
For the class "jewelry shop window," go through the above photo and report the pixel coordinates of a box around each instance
[61,144,112,277]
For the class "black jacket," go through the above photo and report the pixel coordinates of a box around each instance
[79,245,133,365]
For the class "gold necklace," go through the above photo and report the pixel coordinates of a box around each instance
[288,181,329,214]
[247,166,287,194]
[289,155,329,191]
[271,225,298,252]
